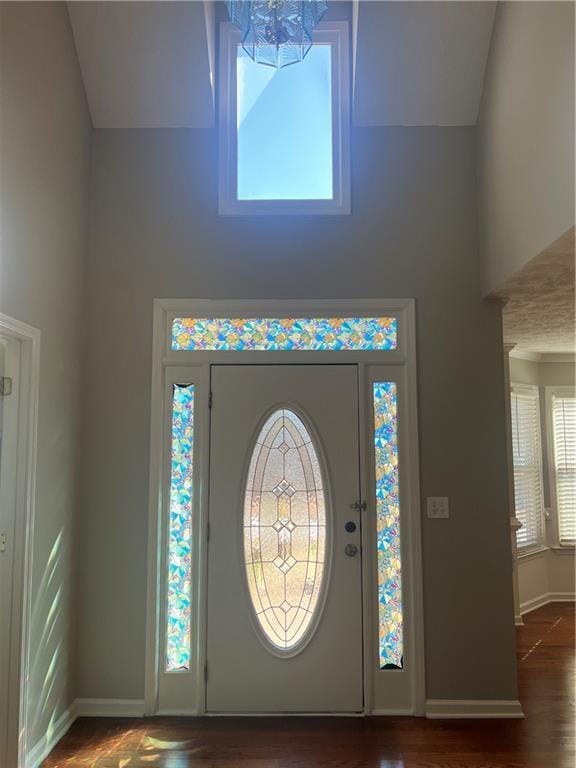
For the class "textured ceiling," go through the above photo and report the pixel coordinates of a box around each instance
[68,1,496,129]
[492,228,575,354]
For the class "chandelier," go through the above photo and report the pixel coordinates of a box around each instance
[226,0,328,68]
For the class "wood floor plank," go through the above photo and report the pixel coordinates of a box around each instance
[41,603,574,768]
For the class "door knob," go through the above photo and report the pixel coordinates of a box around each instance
[344,543,358,557]
[345,521,357,533]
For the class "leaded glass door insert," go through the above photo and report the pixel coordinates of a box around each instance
[244,408,327,653]
[206,365,363,713]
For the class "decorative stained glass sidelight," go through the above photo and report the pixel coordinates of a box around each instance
[243,408,327,652]
[171,317,397,352]
[372,382,403,669]
[166,384,194,672]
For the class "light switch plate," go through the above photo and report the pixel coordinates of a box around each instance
[427,496,449,519]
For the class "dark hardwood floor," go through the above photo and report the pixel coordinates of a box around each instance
[42,602,574,767]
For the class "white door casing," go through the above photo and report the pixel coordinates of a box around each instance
[0,336,20,767]
[145,299,424,717]
[0,314,41,768]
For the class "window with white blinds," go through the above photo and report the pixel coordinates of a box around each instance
[551,391,576,545]
[511,386,545,550]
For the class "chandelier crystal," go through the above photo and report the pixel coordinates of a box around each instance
[226,0,328,68]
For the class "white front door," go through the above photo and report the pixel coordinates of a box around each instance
[206,365,363,713]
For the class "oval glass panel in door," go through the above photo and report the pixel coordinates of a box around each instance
[244,408,327,653]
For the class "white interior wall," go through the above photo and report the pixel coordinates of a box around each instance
[0,1,91,752]
[509,357,575,612]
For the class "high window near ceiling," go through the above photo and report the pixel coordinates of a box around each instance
[218,21,350,215]
[511,384,545,551]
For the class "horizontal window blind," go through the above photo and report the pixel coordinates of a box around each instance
[552,394,576,544]
[511,387,544,550]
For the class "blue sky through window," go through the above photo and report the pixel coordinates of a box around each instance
[237,45,333,201]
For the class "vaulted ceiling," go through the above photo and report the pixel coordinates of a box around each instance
[68,1,497,129]
[68,1,216,128]
[353,1,496,125]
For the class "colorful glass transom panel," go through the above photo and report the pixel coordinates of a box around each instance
[166,384,194,672]
[373,382,403,669]
[243,408,327,652]
[172,317,397,351]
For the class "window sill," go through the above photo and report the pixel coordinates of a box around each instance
[218,199,351,217]
[517,545,548,562]
[550,545,576,555]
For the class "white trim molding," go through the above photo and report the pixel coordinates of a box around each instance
[541,354,576,364]
[520,592,575,616]
[26,696,147,764]
[550,545,576,555]
[509,350,542,362]
[545,386,576,548]
[503,349,522,630]
[510,382,546,552]
[509,349,575,364]
[26,702,77,768]
[75,699,146,718]
[218,21,351,216]
[0,314,41,768]
[517,545,548,562]
[145,298,424,718]
[425,699,524,719]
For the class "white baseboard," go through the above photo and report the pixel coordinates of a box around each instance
[514,615,525,626]
[370,708,414,716]
[75,698,146,718]
[26,700,77,768]
[520,591,575,616]
[23,692,528,765]
[425,699,524,719]
[205,710,364,717]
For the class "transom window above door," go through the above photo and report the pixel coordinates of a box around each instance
[172,316,397,351]
[218,21,350,215]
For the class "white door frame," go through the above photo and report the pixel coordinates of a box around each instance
[145,298,424,716]
[0,314,40,768]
